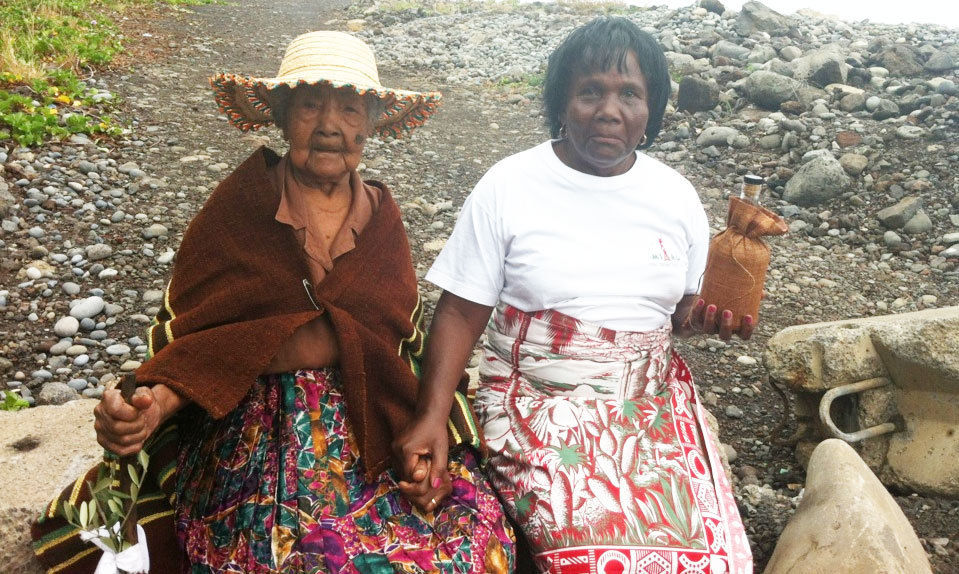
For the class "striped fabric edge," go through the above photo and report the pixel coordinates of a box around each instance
[447,390,482,453]
[146,278,176,360]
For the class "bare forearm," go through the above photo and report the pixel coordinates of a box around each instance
[152,383,189,423]
[417,291,493,420]
[671,293,699,338]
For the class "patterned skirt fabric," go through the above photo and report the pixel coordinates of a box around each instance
[474,304,752,574]
[174,368,514,573]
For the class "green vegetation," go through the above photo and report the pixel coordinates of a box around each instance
[0,0,216,147]
[495,71,546,93]
[0,390,30,411]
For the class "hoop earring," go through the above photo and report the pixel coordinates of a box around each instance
[639,134,648,146]
[559,124,568,139]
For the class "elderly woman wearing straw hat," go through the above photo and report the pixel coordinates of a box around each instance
[86,31,515,572]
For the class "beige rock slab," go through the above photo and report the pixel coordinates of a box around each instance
[764,306,959,497]
[0,400,102,573]
[764,439,932,574]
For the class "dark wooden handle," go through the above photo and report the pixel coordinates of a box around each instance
[118,373,139,547]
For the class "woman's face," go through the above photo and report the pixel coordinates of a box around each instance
[286,84,371,187]
[559,50,650,177]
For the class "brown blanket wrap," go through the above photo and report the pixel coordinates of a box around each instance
[138,146,446,477]
[31,147,483,573]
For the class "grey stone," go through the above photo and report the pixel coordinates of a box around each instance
[711,40,750,62]
[75,160,97,174]
[839,153,868,176]
[106,344,131,356]
[783,155,850,207]
[837,92,864,112]
[779,46,802,62]
[734,1,793,37]
[896,125,924,140]
[877,197,922,229]
[142,289,165,303]
[871,99,900,120]
[696,126,740,147]
[37,382,79,405]
[744,71,801,110]
[49,340,72,355]
[725,405,744,419]
[792,46,848,87]
[884,230,903,249]
[924,50,955,73]
[85,243,113,261]
[902,211,933,235]
[66,378,88,392]
[876,45,923,77]
[53,316,79,337]
[677,77,719,113]
[61,282,80,296]
[69,296,105,319]
[142,223,169,239]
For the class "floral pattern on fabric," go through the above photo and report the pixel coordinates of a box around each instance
[474,304,752,574]
[174,368,514,573]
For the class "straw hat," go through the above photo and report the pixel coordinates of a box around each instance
[211,31,440,138]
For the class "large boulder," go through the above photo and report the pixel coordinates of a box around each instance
[744,70,802,110]
[734,1,793,37]
[874,45,923,77]
[677,76,720,113]
[0,400,102,574]
[792,45,849,87]
[782,155,851,206]
[877,196,922,229]
[764,439,932,574]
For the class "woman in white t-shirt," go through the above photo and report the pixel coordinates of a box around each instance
[394,17,754,574]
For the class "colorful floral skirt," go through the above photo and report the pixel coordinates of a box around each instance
[475,305,752,574]
[174,368,514,573]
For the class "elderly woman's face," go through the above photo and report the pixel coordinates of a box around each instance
[286,84,370,187]
[559,50,649,177]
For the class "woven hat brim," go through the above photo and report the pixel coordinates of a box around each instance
[210,73,441,139]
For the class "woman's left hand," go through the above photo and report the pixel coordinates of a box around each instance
[677,297,755,341]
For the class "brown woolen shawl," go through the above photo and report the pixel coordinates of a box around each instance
[137,146,443,478]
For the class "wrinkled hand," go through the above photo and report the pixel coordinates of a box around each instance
[392,415,452,513]
[94,387,163,456]
[687,299,755,341]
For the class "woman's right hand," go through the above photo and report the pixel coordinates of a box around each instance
[94,383,186,456]
[392,413,452,513]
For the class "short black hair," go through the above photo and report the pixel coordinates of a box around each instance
[543,16,670,150]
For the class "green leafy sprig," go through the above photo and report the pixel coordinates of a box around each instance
[62,450,150,554]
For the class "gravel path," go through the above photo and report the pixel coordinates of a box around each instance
[1,0,957,571]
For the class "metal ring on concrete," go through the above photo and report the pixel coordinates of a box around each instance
[819,377,898,443]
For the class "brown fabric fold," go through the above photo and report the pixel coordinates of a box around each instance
[136,146,446,478]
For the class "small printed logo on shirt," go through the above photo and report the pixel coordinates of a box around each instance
[648,237,682,263]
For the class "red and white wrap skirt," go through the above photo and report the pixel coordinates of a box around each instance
[474,304,753,574]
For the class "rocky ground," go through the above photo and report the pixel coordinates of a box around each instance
[1,0,957,571]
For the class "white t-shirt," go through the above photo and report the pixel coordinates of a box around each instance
[426,140,709,332]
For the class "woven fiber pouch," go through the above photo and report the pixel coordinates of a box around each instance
[699,196,788,332]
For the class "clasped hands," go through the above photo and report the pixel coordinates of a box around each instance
[392,413,452,514]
